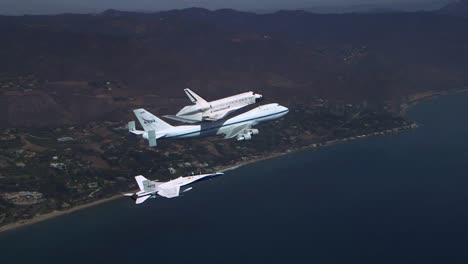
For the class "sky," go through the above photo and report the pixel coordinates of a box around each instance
[0,0,452,15]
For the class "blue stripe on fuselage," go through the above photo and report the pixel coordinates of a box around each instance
[163,110,288,139]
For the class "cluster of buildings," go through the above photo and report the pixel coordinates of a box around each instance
[0,191,44,206]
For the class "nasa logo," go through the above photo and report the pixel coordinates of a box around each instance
[142,117,156,124]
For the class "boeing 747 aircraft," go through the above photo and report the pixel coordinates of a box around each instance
[128,103,288,147]
[164,88,263,123]
[124,172,224,204]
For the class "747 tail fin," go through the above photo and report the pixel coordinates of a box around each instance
[133,109,174,132]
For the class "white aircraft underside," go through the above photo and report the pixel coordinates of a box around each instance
[124,173,224,204]
[164,88,263,123]
[128,103,289,147]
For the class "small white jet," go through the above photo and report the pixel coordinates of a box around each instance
[124,172,224,204]
[164,88,263,123]
[128,103,288,147]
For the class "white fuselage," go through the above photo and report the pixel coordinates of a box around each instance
[176,92,263,122]
[133,173,223,199]
[159,103,288,140]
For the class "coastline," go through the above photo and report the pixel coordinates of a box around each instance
[399,88,468,115]
[0,157,273,234]
[0,157,278,234]
[0,194,123,233]
[3,89,466,234]
[0,122,418,234]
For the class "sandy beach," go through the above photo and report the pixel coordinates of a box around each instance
[0,194,124,233]
[0,156,284,234]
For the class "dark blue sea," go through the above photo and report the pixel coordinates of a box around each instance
[1,93,468,263]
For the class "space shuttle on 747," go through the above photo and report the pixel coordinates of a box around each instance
[128,103,289,147]
[164,88,263,123]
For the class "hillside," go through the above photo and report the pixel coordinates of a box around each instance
[1,9,468,127]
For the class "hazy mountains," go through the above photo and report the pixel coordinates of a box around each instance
[1,8,468,127]
[439,0,468,17]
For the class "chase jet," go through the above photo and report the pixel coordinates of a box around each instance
[164,88,263,123]
[124,172,224,204]
[128,103,288,147]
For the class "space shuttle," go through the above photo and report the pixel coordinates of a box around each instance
[164,88,263,123]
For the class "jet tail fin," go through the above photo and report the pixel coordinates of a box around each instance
[135,175,149,192]
[135,175,160,192]
[184,88,208,105]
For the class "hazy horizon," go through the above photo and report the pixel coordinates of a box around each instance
[0,0,453,15]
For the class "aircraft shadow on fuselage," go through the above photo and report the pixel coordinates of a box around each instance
[196,105,259,138]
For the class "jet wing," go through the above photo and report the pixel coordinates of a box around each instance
[135,195,151,204]
[157,185,181,198]
[223,123,253,139]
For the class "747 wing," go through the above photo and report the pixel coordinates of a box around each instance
[223,123,259,141]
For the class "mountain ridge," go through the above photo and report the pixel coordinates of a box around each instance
[1,8,468,127]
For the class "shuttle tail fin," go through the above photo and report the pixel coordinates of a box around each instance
[133,109,174,132]
[184,88,208,105]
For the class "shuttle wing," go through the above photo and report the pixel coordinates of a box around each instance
[205,106,244,121]
[204,112,229,121]
[157,185,181,198]
[223,123,253,139]
[165,108,238,123]
[163,115,201,124]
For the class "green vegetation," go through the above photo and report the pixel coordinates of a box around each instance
[0,99,415,227]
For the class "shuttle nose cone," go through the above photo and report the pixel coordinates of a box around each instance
[254,93,264,103]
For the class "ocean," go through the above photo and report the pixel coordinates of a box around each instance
[1,93,468,263]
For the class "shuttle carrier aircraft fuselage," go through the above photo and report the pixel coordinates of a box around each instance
[129,103,288,146]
